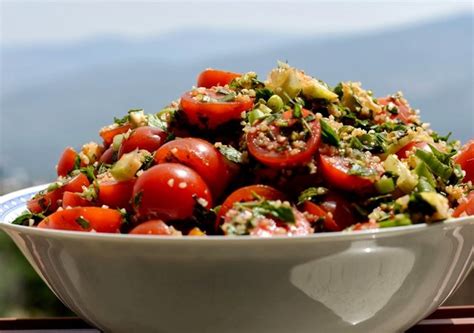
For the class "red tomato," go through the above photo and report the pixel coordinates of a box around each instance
[352,221,379,231]
[62,191,92,208]
[180,89,253,129]
[27,173,90,213]
[98,179,135,210]
[319,154,383,193]
[455,140,474,184]
[319,192,357,231]
[100,124,131,146]
[132,163,212,221]
[247,109,321,168]
[302,201,336,230]
[378,96,414,124]
[37,207,122,233]
[396,141,430,159]
[99,147,115,164]
[452,192,474,218]
[129,220,172,235]
[57,147,78,176]
[118,126,167,157]
[197,69,241,88]
[216,185,285,227]
[154,138,233,198]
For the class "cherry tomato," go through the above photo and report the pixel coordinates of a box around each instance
[302,201,335,230]
[319,192,357,231]
[452,192,474,218]
[378,96,414,124]
[98,179,135,210]
[247,109,321,168]
[455,140,474,184]
[37,207,122,233]
[180,89,253,129]
[57,147,78,177]
[396,141,431,159]
[99,147,115,164]
[216,185,285,227]
[132,163,212,221]
[62,191,92,208]
[154,138,233,198]
[118,126,167,157]
[100,124,131,146]
[129,220,172,235]
[319,154,383,193]
[197,69,241,88]
[27,173,90,213]
[352,221,379,231]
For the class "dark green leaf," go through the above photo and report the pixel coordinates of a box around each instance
[11,211,45,226]
[320,119,340,147]
[297,187,328,205]
[75,216,91,229]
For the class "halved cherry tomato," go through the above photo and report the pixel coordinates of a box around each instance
[129,220,172,235]
[37,207,122,232]
[396,141,430,159]
[133,163,212,221]
[154,138,233,198]
[62,191,92,208]
[180,89,253,129]
[197,69,241,88]
[319,154,383,193]
[118,126,167,157]
[100,124,131,146]
[99,147,115,164]
[57,147,78,177]
[319,192,357,231]
[455,140,474,184]
[378,96,414,124]
[98,179,135,210]
[452,192,474,218]
[216,185,285,227]
[247,109,321,168]
[27,173,90,213]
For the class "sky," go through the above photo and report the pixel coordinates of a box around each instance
[1,1,472,46]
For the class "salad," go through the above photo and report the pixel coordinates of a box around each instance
[12,63,474,236]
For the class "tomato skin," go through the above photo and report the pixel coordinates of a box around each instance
[180,90,253,129]
[38,207,122,233]
[455,140,474,184]
[100,124,131,146]
[452,192,474,218]
[27,173,90,214]
[119,126,167,157]
[302,201,336,230]
[57,147,78,177]
[154,138,232,198]
[396,141,430,159]
[319,192,357,231]
[98,179,135,210]
[247,110,321,168]
[319,154,382,193]
[129,220,172,235]
[99,147,115,164]
[62,191,92,208]
[378,96,414,124]
[216,185,285,227]
[197,69,240,88]
[133,163,212,221]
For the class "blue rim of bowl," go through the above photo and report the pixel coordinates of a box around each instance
[0,184,473,243]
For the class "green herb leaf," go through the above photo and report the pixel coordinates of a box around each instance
[114,115,129,126]
[319,119,340,147]
[215,144,243,164]
[415,149,452,180]
[147,113,168,131]
[217,92,236,103]
[297,187,328,205]
[293,103,302,119]
[11,210,45,226]
[75,216,91,229]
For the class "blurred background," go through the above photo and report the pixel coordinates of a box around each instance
[0,0,473,316]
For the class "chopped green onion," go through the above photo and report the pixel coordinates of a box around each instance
[375,176,395,194]
[248,108,267,125]
[293,103,302,118]
[417,176,435,192]
[415,149,452,180]
[267,94,284,112]
[378,214,411,228]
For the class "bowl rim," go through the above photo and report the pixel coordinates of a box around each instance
[1,184,473,244]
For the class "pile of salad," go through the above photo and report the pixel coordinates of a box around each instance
[13,63,474,236]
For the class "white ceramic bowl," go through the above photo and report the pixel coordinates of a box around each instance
[1,185,473,333]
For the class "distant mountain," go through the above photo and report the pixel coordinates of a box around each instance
[1,14,472,183]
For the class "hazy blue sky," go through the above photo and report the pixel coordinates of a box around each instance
[1,1,472,46]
